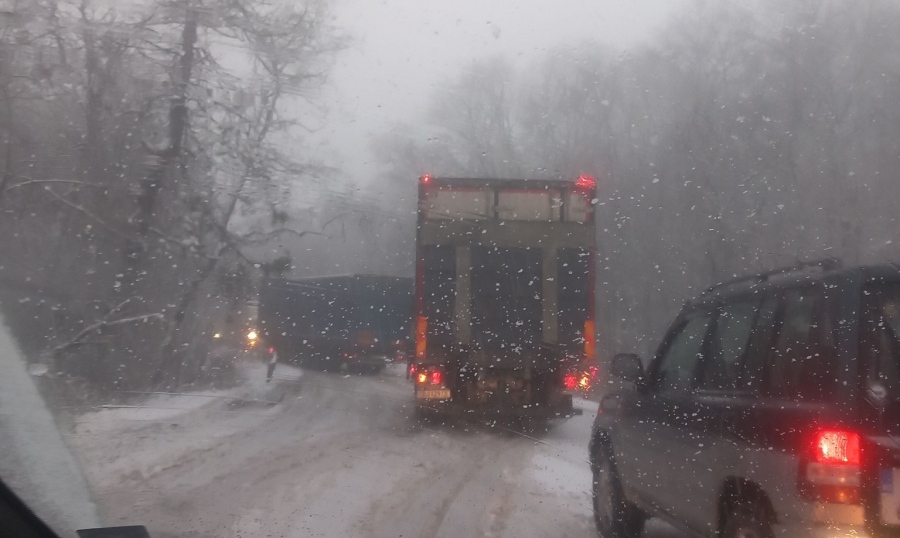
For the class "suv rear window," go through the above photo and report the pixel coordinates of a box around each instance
[766,287,840,402]
[860,283,900,433]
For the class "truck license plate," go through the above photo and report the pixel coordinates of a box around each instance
[417,389,451,400]
[881,468,900,525]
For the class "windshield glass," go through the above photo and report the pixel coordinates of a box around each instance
[3,0,900,537]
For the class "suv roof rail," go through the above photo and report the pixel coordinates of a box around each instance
[700,257,843,297]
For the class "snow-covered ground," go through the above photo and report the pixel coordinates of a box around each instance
[67,360,683,538]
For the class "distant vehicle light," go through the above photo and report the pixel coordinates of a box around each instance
[213,333,221,339]
[578,374,591,389]
[268,347,275,354]
[247,330,258,341]
[420,174,432,184]
[564,373,577,390]
[417,372,428,384]
[575,174,596,190]
[430,370,443,385]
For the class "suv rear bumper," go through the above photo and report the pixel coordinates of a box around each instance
[773,524,873,538]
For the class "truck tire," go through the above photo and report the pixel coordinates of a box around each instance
[592,445,644,538]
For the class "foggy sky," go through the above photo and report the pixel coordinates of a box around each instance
[314,0,686,191]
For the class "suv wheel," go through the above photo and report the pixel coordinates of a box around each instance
[592,445,644,538]
[721,506,773,538]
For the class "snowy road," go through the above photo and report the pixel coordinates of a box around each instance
[68,362,683,538]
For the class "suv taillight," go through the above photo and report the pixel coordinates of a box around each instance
[801,429,862,504]
[815,430,861,465]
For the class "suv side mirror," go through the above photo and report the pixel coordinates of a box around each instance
[611,353,644,384]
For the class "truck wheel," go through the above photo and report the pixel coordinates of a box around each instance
[721,506,773,538]
[592,445,644,538]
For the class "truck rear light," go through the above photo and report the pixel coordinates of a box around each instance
[430,370,443,385]
[415,368,444,386]
[416,315,427,359]
[578,373,591,390]
[564,373,577,390]
[801,429,862,505]
[584,320,596,361]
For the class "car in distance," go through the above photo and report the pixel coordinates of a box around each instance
[589,261,900,538]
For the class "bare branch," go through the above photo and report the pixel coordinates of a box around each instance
[237,227,325,243]
[42,187,134,242]
[54,313,165,355]
[4,179,105,192]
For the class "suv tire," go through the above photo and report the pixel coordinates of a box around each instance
[721,506,773,538]
[592,444,644,538]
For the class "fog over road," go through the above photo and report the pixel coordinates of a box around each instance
[68,362,683,538]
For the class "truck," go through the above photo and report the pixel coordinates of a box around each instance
[412,174,598,419]
[259,275,414,372]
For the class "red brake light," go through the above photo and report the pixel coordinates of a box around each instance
[268,347,275,353]
[814,430,860,465]
[430,370,443,385]
[575,174,596,190]
[420,174,432,184]
[564,373,577,390]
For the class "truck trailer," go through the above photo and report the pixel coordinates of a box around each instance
[259,275,413,372]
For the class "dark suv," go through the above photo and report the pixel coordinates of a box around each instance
[590,262,900,538]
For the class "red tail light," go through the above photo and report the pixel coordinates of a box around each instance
[802,429,862,504]
[575,174,596,189]
[564,373,577,390]
[268,347,275,354]
[815,430,860,465]
[415,367,444,386]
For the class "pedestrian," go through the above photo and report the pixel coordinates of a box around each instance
[266,347,277,383]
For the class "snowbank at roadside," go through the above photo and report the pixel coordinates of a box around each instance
[74,360,302,434]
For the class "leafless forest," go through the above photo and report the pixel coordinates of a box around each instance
[2,0,899,392]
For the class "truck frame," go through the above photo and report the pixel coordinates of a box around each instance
[413,174,597,419]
